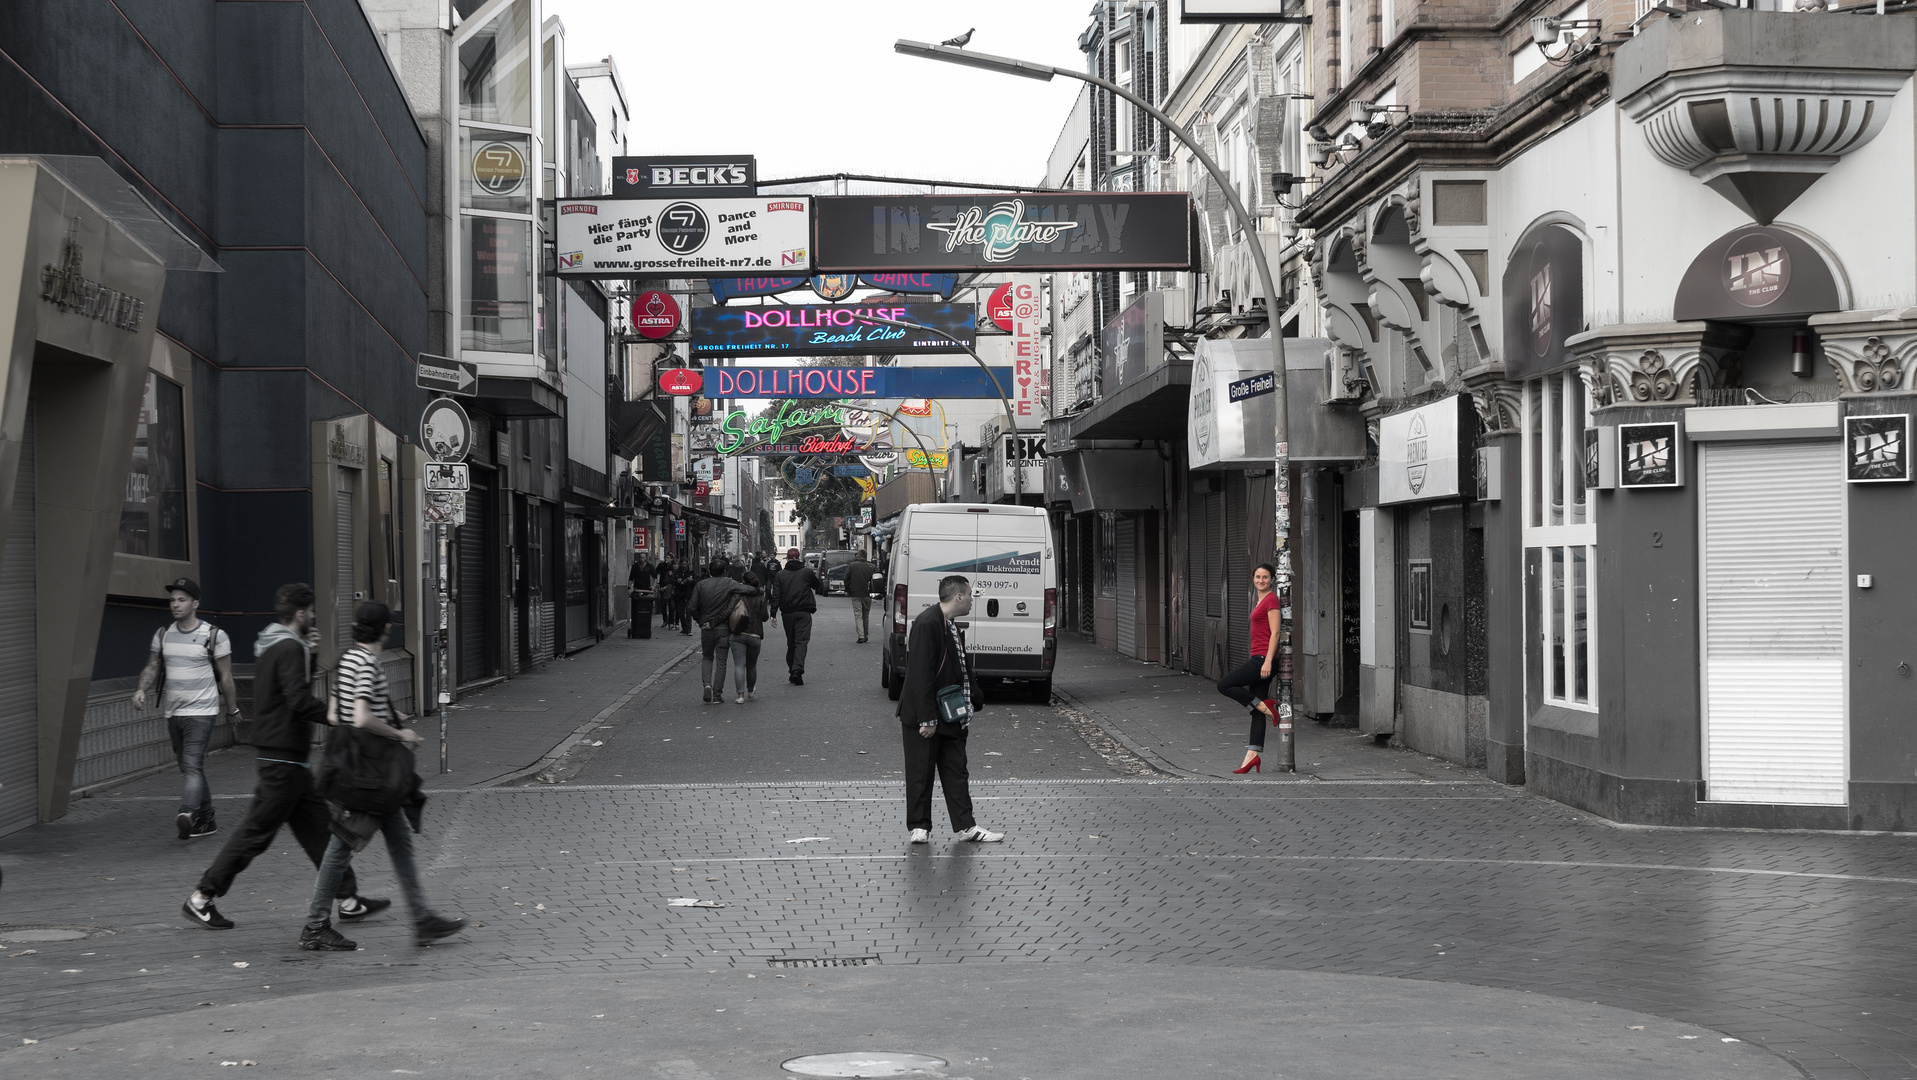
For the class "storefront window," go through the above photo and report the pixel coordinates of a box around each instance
[1523,370,1596,709]
[118,372,188,560]
[463,215,533,353]
[458,0,531,127]
[460,129,532,215]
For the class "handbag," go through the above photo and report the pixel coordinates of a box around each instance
[315,722,415,815]
[933,622,975,725]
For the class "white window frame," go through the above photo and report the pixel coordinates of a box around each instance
[1522,369,1597,711]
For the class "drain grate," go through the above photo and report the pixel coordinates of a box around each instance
[0,925,117,944]
[768,956,880,968]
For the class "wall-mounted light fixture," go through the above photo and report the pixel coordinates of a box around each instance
[1529,15,1603,61]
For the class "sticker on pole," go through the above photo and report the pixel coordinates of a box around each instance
[421,397,473,463]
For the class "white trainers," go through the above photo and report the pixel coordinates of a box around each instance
[909,828,930,844]
[955,826,1004,843]
[736,693,745,704]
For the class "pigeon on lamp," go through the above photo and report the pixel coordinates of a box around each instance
[941,28,975,47]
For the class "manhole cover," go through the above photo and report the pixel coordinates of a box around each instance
[0,927,95,943]
[781,1052,948,1078]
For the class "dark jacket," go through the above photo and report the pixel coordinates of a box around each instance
[730,586,771,637]
[896,603,977,728]
[689,574,750,629]
[249,624,327,760]
[770,559,826,616]
[843,559,878,598]
[628,560,653,591]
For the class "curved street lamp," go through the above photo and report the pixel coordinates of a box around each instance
[894,38,1296,770]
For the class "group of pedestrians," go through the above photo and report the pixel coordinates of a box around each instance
[681,547,833,703]
[145,578,462,951]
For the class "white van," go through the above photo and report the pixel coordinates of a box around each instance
[880,503,1057,701]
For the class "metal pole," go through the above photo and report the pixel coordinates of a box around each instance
[436,521,450,774]
[894,41,1295,770]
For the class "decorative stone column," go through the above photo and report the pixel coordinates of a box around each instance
[1808,309,1917,395]
[1566,322,1752,407]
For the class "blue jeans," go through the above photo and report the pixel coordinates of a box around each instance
[305,808,432,929]
[730,633,762,694]
[168,713,217,825]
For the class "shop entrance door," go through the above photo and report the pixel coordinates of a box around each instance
[1701,440,1846,805]
[0,406,37,836]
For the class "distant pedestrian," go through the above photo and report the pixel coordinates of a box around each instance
[133,577,240,840]
[726,556,746,582]
[688,557,751,703]
[769,547,826,685]
[654,559,675,626]
[299,601,464,952]
[728,571,772,703]
[896,575,1003,844]
[1216,564,1283,775]
[627,557,654,638]
[843,553,878,644]
[182,584,387,931]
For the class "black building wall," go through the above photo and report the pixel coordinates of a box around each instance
[1845,391,1917,831]
[0,0,429,676]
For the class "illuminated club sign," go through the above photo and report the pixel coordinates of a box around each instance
[689,303,975,358]
[704,365,1014,400]
[814,193,1193,271]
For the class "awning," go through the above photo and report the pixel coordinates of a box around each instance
[1188,337,1367,469]
[1046,448,1166,513]
[474,374,562,419]
[1061,360,1192,441]
[681,504,741,530]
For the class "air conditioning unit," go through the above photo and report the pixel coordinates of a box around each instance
[1324,345,1370,404]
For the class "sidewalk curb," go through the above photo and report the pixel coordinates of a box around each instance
[1051,682,1314,783]
[485,643,697,787]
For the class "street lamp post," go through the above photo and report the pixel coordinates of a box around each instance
[850,312,1025,501]
[895,39,1296,771]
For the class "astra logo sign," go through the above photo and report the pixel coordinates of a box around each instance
[927,200,1079,263]
[612,155,757,197]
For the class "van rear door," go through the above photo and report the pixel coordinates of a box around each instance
[953,512,1049,666]
[901,509,977,630]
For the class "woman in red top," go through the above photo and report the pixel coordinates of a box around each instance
[1216,563,1282,774]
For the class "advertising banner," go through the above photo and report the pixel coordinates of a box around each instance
[1003,276,1046,425]
[690,302,974,358]
[612,155,756,198]
[1501,223,1584,382]
[703,366,1014,400]
[1379,395,1473,505]
[814,194,1193,271]
[707,273,961,302]
[555,196,811,277]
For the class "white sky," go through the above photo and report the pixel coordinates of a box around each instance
[552,1,1095,186]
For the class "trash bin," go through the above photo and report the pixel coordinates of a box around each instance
[629,591,653,639]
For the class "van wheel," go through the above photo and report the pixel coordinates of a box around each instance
[887,670,903,702]
[879,658,890,690]
[1032,679,1053,703]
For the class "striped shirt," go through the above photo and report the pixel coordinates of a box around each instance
[335,646,394,727]
[151,622,231,717]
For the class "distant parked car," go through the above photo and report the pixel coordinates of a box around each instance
[825,563,850,595]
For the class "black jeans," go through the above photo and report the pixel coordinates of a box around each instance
[1216,656,1274,750]
[783,611,813,674]
[197,761,359,900]
[901,722,976,833]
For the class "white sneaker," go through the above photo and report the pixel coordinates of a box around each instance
[736,693,745,704]
[909,828,930,844]
[955,826,1004,843]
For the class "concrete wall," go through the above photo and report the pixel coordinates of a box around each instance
[1845,391,1917,831]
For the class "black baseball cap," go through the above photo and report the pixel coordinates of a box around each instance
[166,577,201,600]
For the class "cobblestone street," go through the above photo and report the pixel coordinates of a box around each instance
[3,602,1915,1078]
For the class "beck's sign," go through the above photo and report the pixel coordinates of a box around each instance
[555,196,811,277]
[814,194,1193,272]
[690,303,974,358]
[612,155,756,197]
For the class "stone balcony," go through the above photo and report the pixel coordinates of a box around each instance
[1615,9,1917,224]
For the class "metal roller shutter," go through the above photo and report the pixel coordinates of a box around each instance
[457,475,489,684]
[0,406,37,835]
[335,471,356,652]
[1227,480,1249,662]
[1115,516,1137,657]
[1186,479,1210,672]
[1701,440,1846,805]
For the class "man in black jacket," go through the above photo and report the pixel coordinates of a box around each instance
[843,554,878,644]
[182,584,386,930]
[896,575,1004,845]
[688,557,751,703]
[769,547,827,684]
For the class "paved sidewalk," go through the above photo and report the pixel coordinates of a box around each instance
[90,630,696,803]
[1049,636,1478,782]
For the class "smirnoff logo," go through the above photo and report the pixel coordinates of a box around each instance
[927,199,1080,263]
[1723,231,1790,308]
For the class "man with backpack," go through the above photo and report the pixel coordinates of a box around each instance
[181,583,387,930]
[133,578,240,840]
[688,557,752,703]
[769,547,827,685]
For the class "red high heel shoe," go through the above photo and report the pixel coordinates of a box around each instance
[1264,699,1280,724]
[1232,753,1262,774]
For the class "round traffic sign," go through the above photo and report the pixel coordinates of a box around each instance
[421,397,472,463]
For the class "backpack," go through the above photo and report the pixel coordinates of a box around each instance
[727,595,753,633]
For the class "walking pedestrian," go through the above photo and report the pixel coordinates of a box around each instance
[133,577,240,840]
[675,560,696,635]
[896,575,1003,844]
[769,547,826,685]
[688,557,751,703]
[299,601,464,952]
[728,571,772,704]
[1216,564,1283,774]
[843,552,878,644]
[182,584,387,930]
[627,556,654,638]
